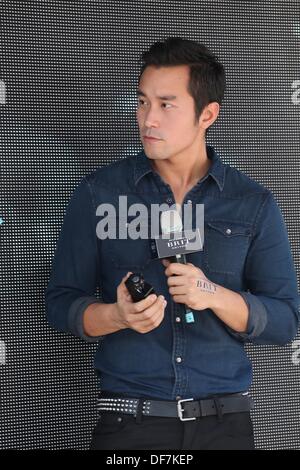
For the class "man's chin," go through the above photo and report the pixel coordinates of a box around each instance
[143,149,168,161]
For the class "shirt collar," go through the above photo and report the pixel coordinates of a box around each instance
[133,145,225,191]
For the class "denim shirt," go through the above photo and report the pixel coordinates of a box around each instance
[45,146,299,400]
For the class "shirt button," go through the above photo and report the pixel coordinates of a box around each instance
[176,357,182,363]
[117,417,123,422]
[166,197,173,204]
[176,396,182,401]
[226,228,232,235]
[187,199,192,204]
[175,317,181,323]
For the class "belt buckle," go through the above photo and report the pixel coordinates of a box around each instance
[177,398,196,421]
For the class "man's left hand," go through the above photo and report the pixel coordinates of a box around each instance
[162,259,218,311]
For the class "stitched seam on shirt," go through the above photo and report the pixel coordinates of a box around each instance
[84,176,102,291]
[252,191,272,235]
[243,191,272,281]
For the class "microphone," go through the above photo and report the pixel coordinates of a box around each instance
[160,209,186,259]
[150,209,203,324]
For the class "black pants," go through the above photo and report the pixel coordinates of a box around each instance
[90,410,255,450]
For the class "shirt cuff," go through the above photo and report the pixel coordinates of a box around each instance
[68,296,104,342]
[227,291,268,342]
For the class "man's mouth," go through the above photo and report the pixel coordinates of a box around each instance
[144,136,162,142]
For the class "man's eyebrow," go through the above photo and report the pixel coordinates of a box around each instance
[136,89,177,100]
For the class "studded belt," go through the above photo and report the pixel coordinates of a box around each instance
[97,392,254,422]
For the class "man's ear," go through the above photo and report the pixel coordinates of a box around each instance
[198,102,220,130]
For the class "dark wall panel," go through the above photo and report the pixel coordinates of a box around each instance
[0,0,299,449]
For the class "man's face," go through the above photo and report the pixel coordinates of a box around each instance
[136,65,203,162]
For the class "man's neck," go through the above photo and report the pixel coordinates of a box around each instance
[151,145,211,191]
[150,145,211,207]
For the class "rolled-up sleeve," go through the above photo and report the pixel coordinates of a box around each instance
[229,192,300,344]
[45,177,103,342]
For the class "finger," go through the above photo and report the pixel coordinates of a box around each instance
[123,271,133,282]
[142,301,166,328]
[143,296,166,319]
[132,296,166,321]
[167,275,187,286]
[161,259,170,267]
[169,286,187,295]
[118,272,133,294]
[119,271,133,289]
[118,289,133,305]
[165,263,189,276]
[133,293,159,313]
[118,272,134,299]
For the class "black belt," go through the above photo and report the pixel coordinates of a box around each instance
[97,392,254,422]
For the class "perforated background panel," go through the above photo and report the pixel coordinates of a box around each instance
[0,0,299,449]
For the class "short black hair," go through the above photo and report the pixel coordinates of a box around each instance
[138,37,226,125]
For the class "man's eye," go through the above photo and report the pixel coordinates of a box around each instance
[162,103,172,109]
[138,99,146,106]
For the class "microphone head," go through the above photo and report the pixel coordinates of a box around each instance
[160,210,183,234]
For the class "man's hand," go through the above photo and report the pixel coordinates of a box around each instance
[112,272,167,334]
[162,259,218,311]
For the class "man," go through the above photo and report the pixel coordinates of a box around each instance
[45,37,299,450]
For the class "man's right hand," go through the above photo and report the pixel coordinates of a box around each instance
[112,272,167,334]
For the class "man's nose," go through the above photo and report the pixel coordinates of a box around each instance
[144,109,159,128]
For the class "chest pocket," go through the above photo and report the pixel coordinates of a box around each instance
[204,221,252,275]
[100,216,152,270]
